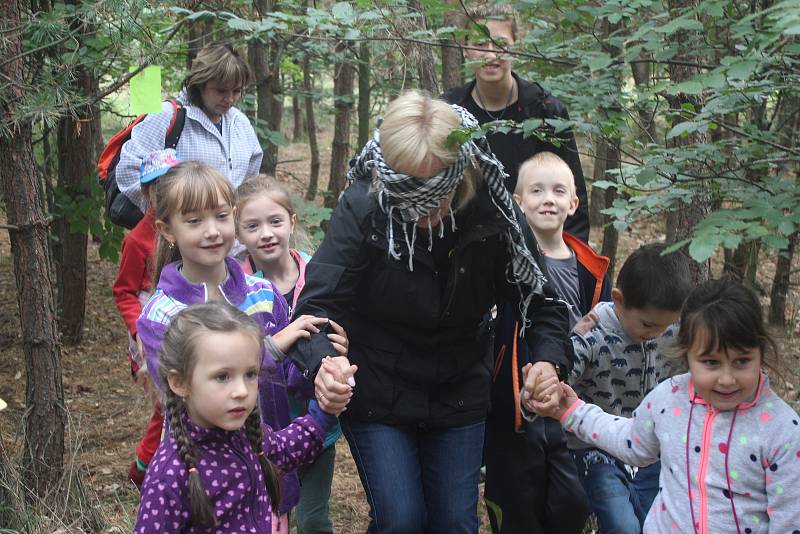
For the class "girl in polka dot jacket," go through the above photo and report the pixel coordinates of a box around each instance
[524,278,800,534]
[134,302,349,533]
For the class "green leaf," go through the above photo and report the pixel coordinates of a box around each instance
[331,2,354,22]
[666,121,699,139]
[587,53,613,70]
[675,81,704,95]
[688,236,718,262]
[726,60,759,80]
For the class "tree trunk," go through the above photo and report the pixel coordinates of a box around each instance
[0,0,65,497]
[325,42,355,209]
[55,0,98,344]
[411,0,439,94]
[304,54,320,202]
[600,139,621,280]
[769,232,797,325]
[252,0,284,175]
[665,0,710,283]
[292,86,304,142]
[589,132,608,230]
[357,41,371,150]
[441,1,464,91]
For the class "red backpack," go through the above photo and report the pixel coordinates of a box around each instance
[98,98,186,229]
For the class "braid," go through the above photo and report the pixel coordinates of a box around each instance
[166,391,217,527]
[244,408,282,509]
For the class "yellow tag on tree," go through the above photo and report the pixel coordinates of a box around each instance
[130,65,162,115]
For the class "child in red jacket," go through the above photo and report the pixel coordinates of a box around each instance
[112,149,180,489]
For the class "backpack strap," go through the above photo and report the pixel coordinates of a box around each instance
[164,98,186,149]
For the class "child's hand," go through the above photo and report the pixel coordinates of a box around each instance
[314,357,357,416]
[272,315,329,353]
[572,310,600,336]
[521,361,562,411]
[528,381,579,420]
[326,320,349,359]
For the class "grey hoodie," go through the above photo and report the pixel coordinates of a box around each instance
[561,372,800,534]
[568,301,678,449]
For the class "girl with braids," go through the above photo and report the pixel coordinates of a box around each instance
[136,161,354,529]
[285,91,572,533]
[134,302,344,533]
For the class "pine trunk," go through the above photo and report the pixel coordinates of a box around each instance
[304,55,320,201]
[325,43,355,209]
[0,0,66,497]
[411,0,439,94]
[357,41,371,150]
[441,2,464,91]
[665,0,710,283]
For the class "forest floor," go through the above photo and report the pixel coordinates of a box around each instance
[1,136,799,533]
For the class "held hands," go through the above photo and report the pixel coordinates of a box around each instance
[314,356,358,416]
[521,363,578,420]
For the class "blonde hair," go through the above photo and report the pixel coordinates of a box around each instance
[183,43,252,108]
[236,174,313,253]
[152,161,237,286]
[379,91,479,209]
[468,4,518,42]
[515,151,576,196]
[158,302,281,526]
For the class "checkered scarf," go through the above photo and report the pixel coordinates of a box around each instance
[347,103,546,320]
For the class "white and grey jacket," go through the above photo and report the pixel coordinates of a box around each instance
[568,301,678,449]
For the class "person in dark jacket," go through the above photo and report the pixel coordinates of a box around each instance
[288,91,572,534]
[486,152,610,534]
[441,5,589,243]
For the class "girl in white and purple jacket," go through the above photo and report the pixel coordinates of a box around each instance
[525,278,800,534]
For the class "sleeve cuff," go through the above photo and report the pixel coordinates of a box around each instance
[307,400,338,432]
[264,335,287,362]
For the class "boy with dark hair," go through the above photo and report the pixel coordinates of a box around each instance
[442,5,590,242]
[484,152,609,534]
[566,243,693,534]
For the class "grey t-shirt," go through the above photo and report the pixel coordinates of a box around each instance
[544,253,581,329]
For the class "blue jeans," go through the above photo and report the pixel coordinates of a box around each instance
[341,418,485,534]
[571,449,660,534]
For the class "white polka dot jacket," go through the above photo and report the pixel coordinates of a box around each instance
[134,409,331,533]
[561,372,800,534]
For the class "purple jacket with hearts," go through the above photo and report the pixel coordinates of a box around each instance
[136,256,313,513]
[134,410,330,533]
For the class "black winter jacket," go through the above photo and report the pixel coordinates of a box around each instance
[287,173,572,428]
[442,74,590,242]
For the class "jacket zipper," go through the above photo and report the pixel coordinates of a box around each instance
[232,438,264,533]
[697,406,717,534]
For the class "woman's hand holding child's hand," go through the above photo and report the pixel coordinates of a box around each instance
[521,364,579,420]
[314,356,358,416]
[272,315,330,353]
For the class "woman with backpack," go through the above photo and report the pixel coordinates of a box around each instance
[113,43,262,226]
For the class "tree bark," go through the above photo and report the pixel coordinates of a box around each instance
[357,41,371,150]
[0,0,65,497]
[665,0,710,283]
[411,0,439,94]
[441,1,464,91]
[769,232,797,326]
[252,0,284,175]
[325,42,355,208]
[303,54,320,202]
[55,0,98,344]
[292,84,304,142]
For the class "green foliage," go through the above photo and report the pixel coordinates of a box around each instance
[293,195,332,248]
[52,175,125,263]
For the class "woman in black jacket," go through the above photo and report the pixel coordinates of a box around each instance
[289,91,571,534]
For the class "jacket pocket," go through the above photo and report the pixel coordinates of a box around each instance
[349,341,399,421]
